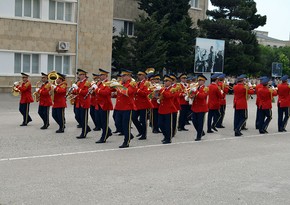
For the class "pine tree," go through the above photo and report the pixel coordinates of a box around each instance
[198,0,266,75]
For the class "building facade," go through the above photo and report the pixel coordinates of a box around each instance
[0,0,113,92]
[0,0,207,92]
[255,30,290,48]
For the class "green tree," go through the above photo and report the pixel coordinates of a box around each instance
[138,0,197,73]
[198,0,266,75]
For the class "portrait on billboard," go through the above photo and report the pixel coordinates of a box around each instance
[272,62,283,77]
[194,38,225,73]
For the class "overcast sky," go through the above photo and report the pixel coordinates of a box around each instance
[208,0,290,41]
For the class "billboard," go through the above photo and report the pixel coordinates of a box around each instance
[194,38,225,73]
[272,62,283,77]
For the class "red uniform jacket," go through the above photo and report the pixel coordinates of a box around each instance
[17,81,34,104]
[218,81,229,106]
[257,86,277,109]
[171,83,181,111]
[178,82,189,105]
[233,83,254,110]
[134,79,153,110]
[208,83,223,110]
[277,82,290,107]
[114,79,137,111]
[191,85,208,113]
[90,92,97,107]
[75,79,91,109]
[53,82,67,108]
[158,86,178,114]
[38,82,52,106]
[95,80,113,111]
[255,83,264,106]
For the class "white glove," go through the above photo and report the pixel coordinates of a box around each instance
[110,81,120,87]
[35,88,40,92]
[72,83,78,89]
[155,85,162,91]
[92,84,97,89]
[221,90,224,95]
[51,84,56,89]
[226,81,230,85]
[191,87,197,92]
[14,81,19,86]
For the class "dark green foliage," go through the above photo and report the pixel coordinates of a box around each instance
[198,0,266,75]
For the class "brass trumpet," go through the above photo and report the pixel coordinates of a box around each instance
[11,81,22,96]
[33,81,41,102]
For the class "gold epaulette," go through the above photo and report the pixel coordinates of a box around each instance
[24,81,31,88]
[130,81,137,87]
[85,81,91,87]
[60,82,67,89]
[203,87,209,93]
[144,81,151,88]
[45,83,51,89]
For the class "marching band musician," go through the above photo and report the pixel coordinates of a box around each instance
[71,75,81,128]
[37,72,52,129]
[177,73,190,131]
[149,74,161,134]
[276,75,289,132]
[190,74,208,141]
[14,72,34,126]
[169,74,180,137]
[114,69,137,148]
[216,74,229,128]
[94,68,113,143]
[71,69,91,139]
[256,77,277,134]
[207,73,223,133]
[233,74,254,136]
[90,73,101,131]
[156,75,178,144]
[255,76,267,130]
[132,70,153,140]
[51,73,67,133]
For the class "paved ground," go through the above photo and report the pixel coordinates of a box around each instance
[1,93,290,205]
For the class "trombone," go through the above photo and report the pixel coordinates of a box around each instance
[33,81,41,102]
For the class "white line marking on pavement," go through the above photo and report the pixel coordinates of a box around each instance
[0,132,288,162]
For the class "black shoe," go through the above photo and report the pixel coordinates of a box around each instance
[93,127,101,131]
[136,133,142,137]
[130,134,134,140]
[119,144,129,148]
[195,138,201,141]
[212,127,218,132]
[118,133,124,136]
[242,127,248,130]
[202,131,205,136]
[185,122,191,125]
[259,130,266,134]
[113,130,119,133]
[40,125,47,130]
[235,132,242,137]
[20,123,27,126]
[207,130,214,133]
[106,132,112,138]
[77,124,82,128]
[56,129,64,133]
[161,138,166,143]
[283,129,287,132]
[76,135,86,139]
[86,127,91,134]
[95,140,105,143]
[178,128,188,131]
[27,119,32,124]
[153,130,159,134]
[216,125,225,128]
[138,136,147,140]
[162,141,171,144]
[278,129,284,132]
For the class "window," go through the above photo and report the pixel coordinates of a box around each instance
[15,0,40,18]
[189,0,199,8]
[47,55,71,74]
[49,0,74,22]
[14,53,40,74]
[124,21,134,36]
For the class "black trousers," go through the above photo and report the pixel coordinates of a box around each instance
[151,108,159,132]
[278,104,289,131]
[99,107,112,142]
[216,104,226,127]
[158,113,173,143]
[52,107,65,131]
[38,105,50,127]
[207,109,220,131]
[234,109,247,132]
[19,103,32,124]
[255,106,262,129]
[192,112,205,140]
[74,105,81,126]
[115,110,133,146]
[132,109,148,138]
[259,109,272,132]
[79,107,91,137]
[178,104,190,129]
